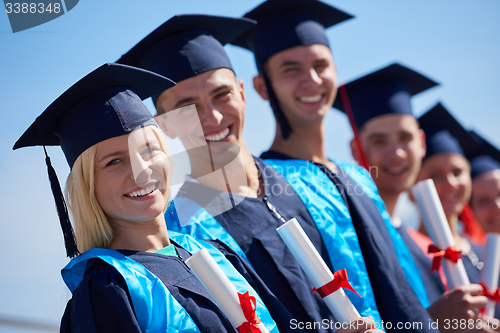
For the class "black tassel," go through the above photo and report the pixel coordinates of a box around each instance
[252,41,293,140]
[43,147,80,258]
[262,70,293,140]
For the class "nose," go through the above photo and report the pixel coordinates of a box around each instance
[198,100,223,128]
[493,197,500,213]
[302,67,322,87]
[442,172,459,190]
[131,154,154,187]
[387,142,406,160]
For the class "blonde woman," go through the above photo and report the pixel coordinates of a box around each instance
[14,63,282,333]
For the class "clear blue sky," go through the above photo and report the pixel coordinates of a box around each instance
[1,0,499,331]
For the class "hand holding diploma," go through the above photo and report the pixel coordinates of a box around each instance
[411,179,470,288]
[185,248,269,333]
[276,218,361,323]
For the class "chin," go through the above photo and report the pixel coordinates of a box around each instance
[443,205,463,221]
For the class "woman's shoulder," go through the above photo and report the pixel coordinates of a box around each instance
[71,258,133,304]
[61,258,141,333]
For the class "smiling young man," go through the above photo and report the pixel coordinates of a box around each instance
[118,13,387,333]
[333,63,436,222]
[231,0,440,331]
[335,67,492,329]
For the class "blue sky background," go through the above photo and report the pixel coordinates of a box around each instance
[1,0,499,331]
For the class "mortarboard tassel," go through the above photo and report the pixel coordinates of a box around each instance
[339,84,369,170]
[43,146,79,258]
[253,42,293,140]
[263,71,293,140]
[34,119,79,258]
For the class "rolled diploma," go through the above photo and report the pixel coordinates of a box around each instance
[411,179,470,288]
[479,233,500,317]
[276,218,360,322]
[185,248,269,333]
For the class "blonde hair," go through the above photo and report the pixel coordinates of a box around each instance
[65,126,172,252]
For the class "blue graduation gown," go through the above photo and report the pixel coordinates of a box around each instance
[168,155,437,332]
[206,239,301,333]
[398,225,446,304]
[260,152,437,333]
[170,159,340,332]
[60,239,283,333]
[60,242,236,333]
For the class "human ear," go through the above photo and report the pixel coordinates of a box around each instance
[350,138,361,164]
[418,129,426,159]
[238,79,246,103]
[253,74,269,101]
[154,114,177,139]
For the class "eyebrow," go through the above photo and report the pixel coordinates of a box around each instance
[366,130,414,141]
[97,151,127,164]
[173,84,233,109]
[209,84,232,96]
[366,133,388,141]
[278,61,301,69]
[313,58,330,64]
[174,96,199,109]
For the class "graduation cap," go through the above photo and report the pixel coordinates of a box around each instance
[232,0,353,67]
[117,14,256,103]
[418,103,471,161]
[466,131,500,178]
[13,63,175,257]
[333,63,439,130]
[231,0,353,140]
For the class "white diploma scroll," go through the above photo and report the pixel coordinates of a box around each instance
[185,248,269,333]
[411,179,470,288]
[480,233,500,317]
[276,218,360,322]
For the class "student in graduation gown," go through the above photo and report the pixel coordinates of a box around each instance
[468,131,500,235]
[13,63,283,333]
[416,104,486,284]
[334,64,491,329]
[118,13,385,333]
[229,0,437,331]
[467,131,500,319]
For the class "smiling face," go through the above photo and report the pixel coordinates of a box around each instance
[259,44,337,126]
[471,169,500,233]
[156,68,246,148]
[94,126,170,226]
[357,114,426,197]
[417,153,472,221]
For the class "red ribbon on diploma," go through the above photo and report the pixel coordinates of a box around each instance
[236,291,262,333]
[427,244,462,272]
[480,282,500,305]
[311,269,361,298]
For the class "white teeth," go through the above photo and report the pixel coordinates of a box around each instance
[129,185,155,197]
[205,127,230,142]
[388,167,405,174]
[300,95,322,103]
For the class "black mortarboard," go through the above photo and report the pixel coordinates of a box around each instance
[333,63,439,129]
[232,0,353,67]
[466,131,500,178]
[231,0,353,140]
[117,14,256,103]
[13,63,175,257]
[418,103,472,161]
